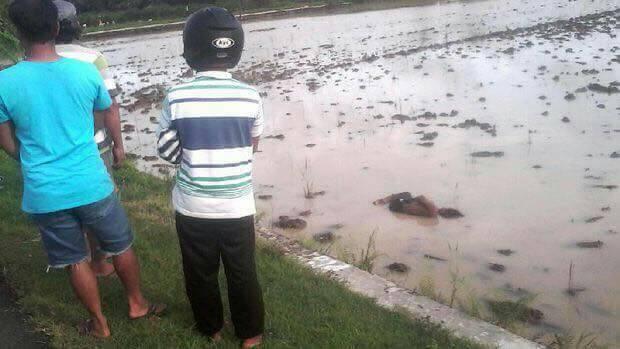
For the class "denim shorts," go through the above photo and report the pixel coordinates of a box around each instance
[30,193,134,269]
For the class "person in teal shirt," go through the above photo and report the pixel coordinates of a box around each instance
[0,0,165,338]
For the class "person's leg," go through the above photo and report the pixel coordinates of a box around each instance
[176,213,224,337]
[111,248,150,318]
[85,229,115,277]
[68,261,110,337]
[77,193,160,318]
[219,216,264,342]
[30,209,110,337]
[89,145,117,277]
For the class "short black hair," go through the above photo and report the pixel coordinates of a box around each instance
[9,0,59,43]
[57,18,80,43]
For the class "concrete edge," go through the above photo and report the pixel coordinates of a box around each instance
[82,4,338,41]
[257,227,545,349]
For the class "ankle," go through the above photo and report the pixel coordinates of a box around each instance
[127,295,148,312]
[211,331,222,342]
[92,315,111,335]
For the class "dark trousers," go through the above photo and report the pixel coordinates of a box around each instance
[176,213,264,339]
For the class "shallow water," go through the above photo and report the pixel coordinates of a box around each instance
[93,0,620,344]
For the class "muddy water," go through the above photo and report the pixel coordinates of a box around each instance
[92,0,620,345]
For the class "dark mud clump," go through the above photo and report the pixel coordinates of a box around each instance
[611,152,620,159]
[487,299,544,325]
[420,132,438,141]
[497,249,515,256]
[564,93,576,101]
[299,210,312,217]
[265,134,285,140]
[122,124,136,133]
[437,208,464,219]
[275,216,307,230]
[592,184,617,190]
[576,240,603,249]
[313,231,335,243]
[585,216,603,223]
[489,263,506,273]
[424,254,447,262]
[391,114,412,123]
[386,262,410,273]
[142,155,158,162]
[123,84,166,113]
[561,116,570,123]
[587,82,620,94]
[416,112,437,120]
[454,119,496,136]
[471,151,504,158]
[257,195,273,201]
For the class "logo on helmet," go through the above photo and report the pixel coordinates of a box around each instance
[212,38,235,49]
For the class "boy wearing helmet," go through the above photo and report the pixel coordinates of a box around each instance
[53,0,122,278]
[157,7,264,348]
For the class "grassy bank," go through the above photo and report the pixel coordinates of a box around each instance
[0,153,480,348]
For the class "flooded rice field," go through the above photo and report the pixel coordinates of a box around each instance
[92,0,620,345]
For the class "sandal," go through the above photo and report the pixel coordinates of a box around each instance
[129,303,168,320]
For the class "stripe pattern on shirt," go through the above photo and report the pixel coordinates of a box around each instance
[158,73,264,207]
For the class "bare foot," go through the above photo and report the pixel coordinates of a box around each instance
[78,317,111,339]
[129,303,167,320]
[211,331,223,342]
[242,335,263,348]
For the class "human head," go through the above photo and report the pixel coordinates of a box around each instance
[183,7,244,71]
[8,0,59,44]
[53,0,81,43]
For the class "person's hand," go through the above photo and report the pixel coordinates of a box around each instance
[112,143,125,169]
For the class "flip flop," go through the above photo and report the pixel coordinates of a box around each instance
[76,319,109,339]
[129,303,167,320]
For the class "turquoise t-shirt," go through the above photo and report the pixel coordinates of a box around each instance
[0,57,114,213]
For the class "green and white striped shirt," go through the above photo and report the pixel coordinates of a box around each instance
[157,71,264,219]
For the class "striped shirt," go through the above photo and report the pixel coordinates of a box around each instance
[157,71,264,219]
[57,44,119,152]
[56,44,118,95]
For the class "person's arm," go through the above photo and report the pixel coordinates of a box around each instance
[251,98,265,153]
[0,121,19,160]
[94,54,125,168]
[104,98,125,168]
[157,96,182,164]
[0,95,18,160]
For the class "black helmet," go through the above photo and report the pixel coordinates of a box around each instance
[183,7,244,70]
[53,0,81,43]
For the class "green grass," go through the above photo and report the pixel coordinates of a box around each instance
[0,153,481,348]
